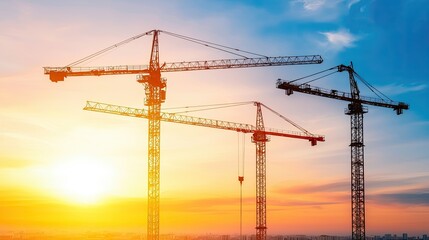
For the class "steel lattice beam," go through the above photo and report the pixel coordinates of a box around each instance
[83,101,324,143]
[276,80,409,114]
[43,55,323,82]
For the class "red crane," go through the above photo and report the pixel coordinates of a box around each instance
[276,63,408,239]
[44,29,323,240]
[83,100,325,238]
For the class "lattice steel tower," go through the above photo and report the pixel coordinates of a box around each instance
[341,64,367,240]
[137,30,165,240]
[252,102,269,240]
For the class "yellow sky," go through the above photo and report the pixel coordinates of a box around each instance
[1,52,428,235]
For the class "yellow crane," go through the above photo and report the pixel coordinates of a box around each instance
[83,100,324,238]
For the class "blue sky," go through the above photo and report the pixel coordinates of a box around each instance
[1,0,429,236]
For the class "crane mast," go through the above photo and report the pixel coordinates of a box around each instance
[341,64,366,240]
[45,29,324,240]
[252,102,268,240]
[277,63,408,240]
[145,30,162,240]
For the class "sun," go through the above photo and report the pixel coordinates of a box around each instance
[51,156,115,204]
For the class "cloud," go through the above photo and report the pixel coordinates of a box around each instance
[347,0,360,9]
[375,83,427,96]
[288,0,350,22]
[320,29,358,50]
[368,175,429,190]
[278,175,429,193]
[295,0,359,12]
[298,0,327,11]
[369,189,429,206]
[275,175,429,203]
[276,181,349,194]
[270,198,341,207]
[162,196,254,213]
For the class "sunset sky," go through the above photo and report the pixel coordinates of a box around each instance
[1,0,429,237]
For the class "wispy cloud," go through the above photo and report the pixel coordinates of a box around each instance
[288,0,351,22]
[269,198,341,207]
[276,181,349,194]
[296,0,360,11]
[320,29,358,50]
[275,175,429,207]
[368,175,429,190]
[347,0,360,9]
[163,196,253,213]
[369,189,429,206]
[298,0,327,11]
[278,175,429,194]
[375,83,427,96]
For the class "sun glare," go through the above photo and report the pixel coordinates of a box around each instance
[51,156,114,204]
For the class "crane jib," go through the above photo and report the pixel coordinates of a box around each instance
[83,101,325,144]
[44,55,323,82]
[277,81,409,113]
[276,62,409,240]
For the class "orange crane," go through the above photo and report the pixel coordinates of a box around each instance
[44,29,323,240]
[276,63,409,240]
[83,100,325,238]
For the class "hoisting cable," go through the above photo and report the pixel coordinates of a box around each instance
[242,133,245,180]
[163,101,254,110]
[280,64,395,103]
[65,30,154,67]
[300,70,338,86]
[161,30,268,59]
[285,66,338,84]
[167,101,254,114]
[353,71,393,102]
[237,132,245,240]
[162,32,247,58]
[173,104,250,114]
[259,103,314,136]
[61,28,272,68]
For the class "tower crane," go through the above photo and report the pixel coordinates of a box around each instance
[44,29,323,240]
[83,100,325,239]
[276,63,409,240]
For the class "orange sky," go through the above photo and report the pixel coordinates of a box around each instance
[1,0,429,237]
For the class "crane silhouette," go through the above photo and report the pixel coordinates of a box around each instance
[276,63,409,240]
[83,100,324,239]
[44,29,323,240]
